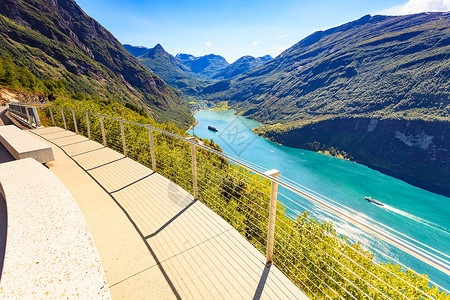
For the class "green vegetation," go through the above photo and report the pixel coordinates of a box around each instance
[0,54,66,98]
[212,101,229,111]
[38,106,450,299]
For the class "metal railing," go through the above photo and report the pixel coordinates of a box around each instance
[7,103,41,128]
[29,104,450,299]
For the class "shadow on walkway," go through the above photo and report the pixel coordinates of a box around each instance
[0,194,7,280]
[32,130,183,299]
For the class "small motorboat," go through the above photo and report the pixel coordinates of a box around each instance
[365,196,383,206]
[208,125,218,132]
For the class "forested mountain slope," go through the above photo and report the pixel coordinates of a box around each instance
[0,0,193,127]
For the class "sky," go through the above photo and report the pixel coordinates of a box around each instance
[75,0,450,63]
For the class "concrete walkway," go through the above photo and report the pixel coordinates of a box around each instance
[29,126,307,299]
[0,107,10,126]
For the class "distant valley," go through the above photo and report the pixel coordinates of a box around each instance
[123,43,273,95]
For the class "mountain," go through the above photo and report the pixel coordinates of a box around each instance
[136,44,203,95]
[175,53,229,80]
[205,12,450,193]
[213,55,273,80]
[258,55,273,63]
[123,44,152,58]
[207,13,449,123]
[0,0,193,127]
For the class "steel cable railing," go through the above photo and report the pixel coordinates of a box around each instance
[30,104,450,299]
[277,190,446,297]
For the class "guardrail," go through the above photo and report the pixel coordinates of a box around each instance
[28,104,450,299]
[7,103,41,128]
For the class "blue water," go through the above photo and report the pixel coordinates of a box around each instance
[189,110,450,290]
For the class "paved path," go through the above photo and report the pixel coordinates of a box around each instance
[29,126,307,299]
[0,107,9,126]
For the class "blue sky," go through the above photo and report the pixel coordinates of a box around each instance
[75,0,450,63]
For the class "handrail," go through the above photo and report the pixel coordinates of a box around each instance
[30,104,450,279]
[8,103,41,128]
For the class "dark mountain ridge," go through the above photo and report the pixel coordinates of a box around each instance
[0,0,193,127]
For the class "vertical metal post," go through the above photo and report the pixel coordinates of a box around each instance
[72,109,78,134]
[265,169,280,265]
[25,107,31,125]
[188,137,198,200]
[100,116,106,146]
[86,112,91,139]
[148,128,157,172]
[49,107,55,126]
[61,108,67,130]
[120,120,127,156]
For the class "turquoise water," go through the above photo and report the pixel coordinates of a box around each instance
[189,110,450,290]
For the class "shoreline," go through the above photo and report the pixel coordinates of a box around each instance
[186,120,198,133]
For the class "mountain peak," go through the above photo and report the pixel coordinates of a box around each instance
[154,43,164,51]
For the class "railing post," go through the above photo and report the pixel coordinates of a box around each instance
[100,116,106,146]
[148,128,157,172]
[86,112,91,139]
[60,108,67,130]
[265,169,280,265]
[120,120,127,156]
[49,107,55,126]
[25,107,31,125]
[72,109,78,134]
[187,137,198,200]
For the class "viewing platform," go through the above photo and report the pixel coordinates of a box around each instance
[0,124,306,299]
[2,104,448,299]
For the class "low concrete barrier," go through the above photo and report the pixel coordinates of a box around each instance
[0,158,110,298]
[0,125,54,163]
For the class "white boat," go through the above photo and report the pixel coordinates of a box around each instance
[365,196,383,206]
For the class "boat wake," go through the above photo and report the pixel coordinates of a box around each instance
[382,204,450,235]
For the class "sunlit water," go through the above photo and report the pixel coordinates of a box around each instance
[189,110,450,290]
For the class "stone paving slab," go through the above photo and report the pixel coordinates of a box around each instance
[30,126,308,299]
[0,157,110,299]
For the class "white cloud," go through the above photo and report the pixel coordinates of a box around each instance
[206,41,211,46]
[277,34,288,39]
[380,0,450,15]
[251,40,261,46]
